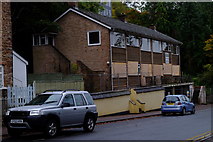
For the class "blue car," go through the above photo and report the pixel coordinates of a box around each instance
[161,95,195,115]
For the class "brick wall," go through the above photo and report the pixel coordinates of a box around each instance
[33,45,70,74]
[0,2,13,87]
[55,11,111,92]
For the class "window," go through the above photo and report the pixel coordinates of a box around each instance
[165,53,170,64]
[0,65,4,88]
[152,40,162,53]
[33,34,55,46]
[162,42,167,51]
[87,31,101,46]
[126,35,139,47]
[63,94,75,106]
[84,93,94,105]
[141,38,151,51]
[110,32,125,48]
[74,94,87,106]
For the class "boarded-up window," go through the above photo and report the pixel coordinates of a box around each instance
[172,65,180,76]
[128,61,139,75]
[153,65,163,76]
[163,63,172,75]
[141,38,151,51]
[141,64,152,76]
[110,32,125,48]
[112,62,127,77]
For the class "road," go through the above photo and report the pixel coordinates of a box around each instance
[3,107,212,141]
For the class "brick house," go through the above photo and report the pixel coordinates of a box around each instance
[33,7,187,93]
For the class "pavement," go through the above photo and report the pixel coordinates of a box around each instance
[1,104,212,139]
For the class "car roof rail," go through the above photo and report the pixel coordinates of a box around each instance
[63,89,80,93]
[43,89,63,93]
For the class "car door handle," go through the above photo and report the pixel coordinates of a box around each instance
[86,107,88,109]
[74,108,77,110]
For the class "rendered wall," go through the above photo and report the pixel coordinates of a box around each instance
[93,88,165,116]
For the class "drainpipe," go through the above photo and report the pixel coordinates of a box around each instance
[110,32,113,91]
[151,39,154,85]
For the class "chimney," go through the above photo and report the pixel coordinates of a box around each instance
[149,24,156,30]
[68,2,78,9]
[118,13,126,22]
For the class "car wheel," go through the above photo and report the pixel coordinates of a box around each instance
[8,128,22,137]
[191,107,195,114]
[181,108,186,115]
[44,119,58,137]
[83,117,95,132]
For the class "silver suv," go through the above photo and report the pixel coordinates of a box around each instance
[4,90,98,137]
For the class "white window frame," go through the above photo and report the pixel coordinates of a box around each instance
[165,53,170,64]
[0,65,4,88]
[110,32,125,48]
[152,40,162,53]
[33,34,55,46]
[141,38,151,51]
[87,30,101,46]
[126,35,140,47]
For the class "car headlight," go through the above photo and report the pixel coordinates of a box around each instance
[30,110,40,116]
[6,110,10,116]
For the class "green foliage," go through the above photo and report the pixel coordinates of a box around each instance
[71,63,78,74]
[78,2,104,13]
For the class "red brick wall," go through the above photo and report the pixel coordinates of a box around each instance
[55,11,111,92]
[33,45,70,74]
[55,11,110,72]
[0,2,13,87]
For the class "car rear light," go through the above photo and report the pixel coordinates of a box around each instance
[176,102,182,105]
[162,102,166,105]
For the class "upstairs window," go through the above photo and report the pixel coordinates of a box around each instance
[141,38,151,51]
[110,32,125,48]
[33,34,55,46]
[126,35,139,47]
[87,31,101,46]
[152,40,162,53]
[0,65,4,88]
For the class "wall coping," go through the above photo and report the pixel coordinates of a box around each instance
[91,86,164,100]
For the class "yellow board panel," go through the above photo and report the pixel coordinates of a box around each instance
[128,61,138,75]
[163,63,172,75]
[153,65,163,76]
[112,62,127,77]
[141,64,152,76]
[172,65,180,76]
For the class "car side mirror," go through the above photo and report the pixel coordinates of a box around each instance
[61,103,70,108]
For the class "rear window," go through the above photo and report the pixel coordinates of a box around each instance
[163,96,180,102]
[84,93,94,105]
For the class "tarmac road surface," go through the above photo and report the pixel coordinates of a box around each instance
[2,106,212,141]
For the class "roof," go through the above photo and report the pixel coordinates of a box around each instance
[55,8,182,45]
[13,51,28,65]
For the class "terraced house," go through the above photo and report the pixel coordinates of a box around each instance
[33,7,190,93]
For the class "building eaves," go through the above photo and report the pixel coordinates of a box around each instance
[55,8,182,45]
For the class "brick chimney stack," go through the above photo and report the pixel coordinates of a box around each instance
[149,24,156,31]
[118,13,126,22]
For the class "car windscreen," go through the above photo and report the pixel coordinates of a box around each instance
[26,94,62,105]
[163,96,180,103]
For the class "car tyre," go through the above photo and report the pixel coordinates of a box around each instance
[181,108,186,115]
[191,107,195,114]
[83,117,95,132]
[8,128,22,137]
[44,119,58,138]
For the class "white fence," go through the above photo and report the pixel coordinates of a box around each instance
[7,84,35,108]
